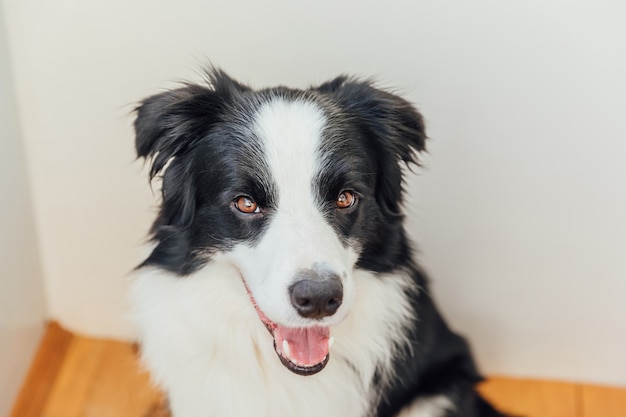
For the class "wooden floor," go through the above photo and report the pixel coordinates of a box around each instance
[10,322,626,417]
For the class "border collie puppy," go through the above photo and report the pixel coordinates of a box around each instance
[131,68,504,417]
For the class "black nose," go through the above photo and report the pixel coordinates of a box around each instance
[289,273,343,319]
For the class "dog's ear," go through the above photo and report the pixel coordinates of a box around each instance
[134,69,247,229]
[317,77,427,215]
[135,71,241,179]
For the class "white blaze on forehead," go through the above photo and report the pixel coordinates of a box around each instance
[253,97,326,211]
[242,96,357,327]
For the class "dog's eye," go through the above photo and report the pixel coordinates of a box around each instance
[336,191,357,209]
[234,196,260,214]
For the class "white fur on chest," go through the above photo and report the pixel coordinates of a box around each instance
[130,263,415,417]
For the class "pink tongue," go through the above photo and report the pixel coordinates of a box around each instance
[275,326,330,366]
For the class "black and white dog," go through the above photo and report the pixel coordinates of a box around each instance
[131,68,504,417]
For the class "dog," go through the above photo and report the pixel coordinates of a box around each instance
[130,68,504,417]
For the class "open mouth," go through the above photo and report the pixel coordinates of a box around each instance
[272,324,333,376]
[243,281,333,376]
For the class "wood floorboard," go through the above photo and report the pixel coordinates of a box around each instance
[9,322,73,417]
[40,337,107,417]
[478,376,581,417]
[10,322,626,417]
[581,383,626,417]
[77,341,165,417]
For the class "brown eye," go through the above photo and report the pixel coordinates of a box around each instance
[234,196,259,214]
[336,191,357,209]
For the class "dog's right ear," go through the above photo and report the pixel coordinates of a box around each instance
[134,68,249,180]
[134,85,221,180]
[134,69,249,233]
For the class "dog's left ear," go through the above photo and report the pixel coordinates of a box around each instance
[317,77,427,215]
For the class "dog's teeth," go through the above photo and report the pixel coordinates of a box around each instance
[328,336,335,350]
[282,340,291,358]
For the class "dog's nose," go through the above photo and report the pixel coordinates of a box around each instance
[289,273,343,319]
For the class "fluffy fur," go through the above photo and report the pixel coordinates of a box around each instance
[131,68,504,417]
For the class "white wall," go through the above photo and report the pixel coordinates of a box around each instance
[2,0,625,386]
[0,3,46,415]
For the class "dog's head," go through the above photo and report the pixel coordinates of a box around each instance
[134,68,426,375]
